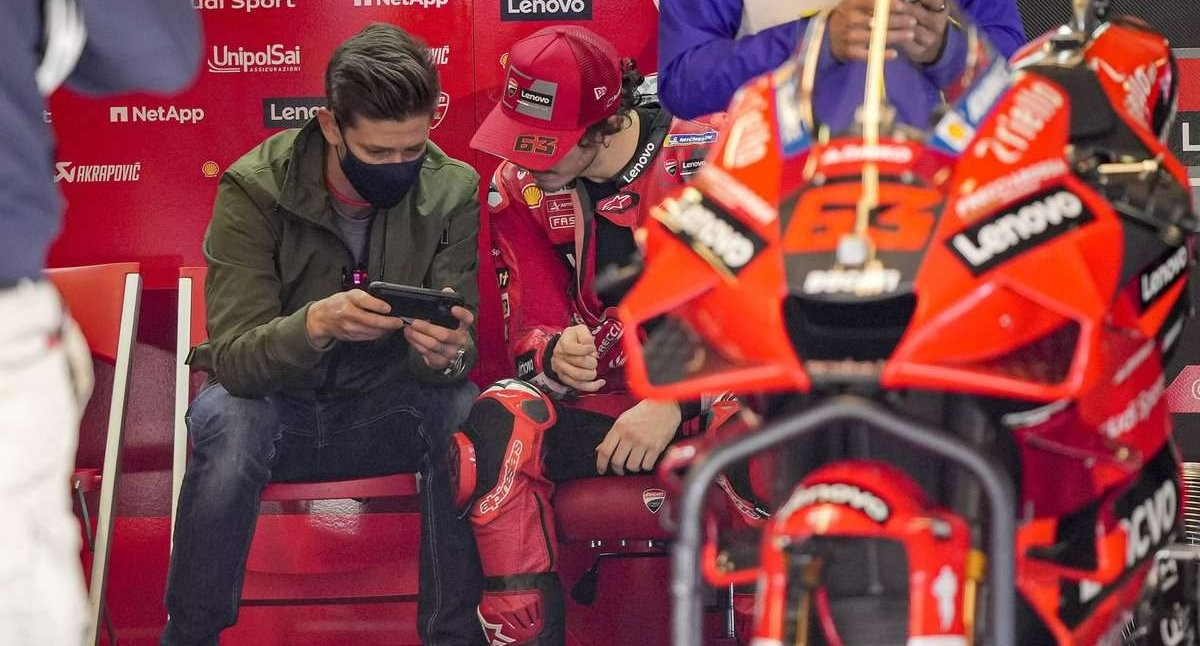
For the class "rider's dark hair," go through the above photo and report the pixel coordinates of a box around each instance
[578,58,644,148]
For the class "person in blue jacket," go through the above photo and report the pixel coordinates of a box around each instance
[659,0,1027,119]
[0,1,200,644]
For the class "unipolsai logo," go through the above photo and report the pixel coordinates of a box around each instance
[208,43,301,74]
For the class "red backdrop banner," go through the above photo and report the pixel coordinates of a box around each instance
[46,0,662,384]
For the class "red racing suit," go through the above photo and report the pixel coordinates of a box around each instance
[489,106,725,416]
[458,106,755,646]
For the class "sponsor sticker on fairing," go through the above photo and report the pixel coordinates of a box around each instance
[953,159,1068,220]
[972,79,1065,165]
[1139,245,1189,311]
[655,189,766,278]
[947,188,1093,275]
[778,482,891,523]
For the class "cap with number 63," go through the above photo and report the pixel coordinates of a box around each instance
[470,25,622,171]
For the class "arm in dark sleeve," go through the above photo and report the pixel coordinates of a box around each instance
[658,0,804,119]
[198,172,332,398]
[69,0,201,94]
[960,0,1026,59]
[410,166,482,384]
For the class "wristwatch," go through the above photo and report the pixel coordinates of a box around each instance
[441,347,468,377]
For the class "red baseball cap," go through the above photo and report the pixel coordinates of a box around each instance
[470,26,622,171]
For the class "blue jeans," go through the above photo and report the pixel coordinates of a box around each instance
[161,378,484,646]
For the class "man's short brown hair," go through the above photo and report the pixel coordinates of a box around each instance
[325,23,439,127]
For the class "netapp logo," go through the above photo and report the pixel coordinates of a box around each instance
[110,105,205,125]
[949,189,1092,275]
[501,0,591,21]
[208,44,301,74]
[263,97,325,128]
[354,0,448,6]
[54,162,142,184]
[1140,245,1188,310]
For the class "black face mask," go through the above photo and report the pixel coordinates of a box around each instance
[338,137,425,210]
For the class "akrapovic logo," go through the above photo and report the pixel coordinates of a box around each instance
[782,483,891,523]
[208,44,301,74]
[109,105,205,125]
[427,45,450,66]
[54,162,142,184]
[619,141,657,184]
[500,0,590,21]
[354,0,447,6]
[1140,245,1188,310]
[949,189,1092,275]
[262,97,325,129]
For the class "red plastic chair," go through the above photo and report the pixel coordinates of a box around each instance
[46,262,143,646]
[172,266,419,606]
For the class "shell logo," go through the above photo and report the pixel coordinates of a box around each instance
[522,185,543,208]
[500,52,509,69]
[201,161,220,178]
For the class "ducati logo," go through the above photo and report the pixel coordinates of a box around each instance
[664,159,678,176]
[643,488,666,514]
[431,91,450,130]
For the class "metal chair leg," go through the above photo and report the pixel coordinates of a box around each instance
[76,480,117,645]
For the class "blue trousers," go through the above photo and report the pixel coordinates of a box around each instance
[161,378,484,645]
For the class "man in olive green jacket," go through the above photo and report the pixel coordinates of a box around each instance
[163,24,485,646]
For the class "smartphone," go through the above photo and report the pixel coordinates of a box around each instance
[366,281,464,329]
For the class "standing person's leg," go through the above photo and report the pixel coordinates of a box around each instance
[0,282,90,646]
[303,378,483,646]
[161,383,282,646]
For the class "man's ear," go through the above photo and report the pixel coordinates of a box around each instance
[316,108,342,149]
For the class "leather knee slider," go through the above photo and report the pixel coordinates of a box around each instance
[450,379,556,514]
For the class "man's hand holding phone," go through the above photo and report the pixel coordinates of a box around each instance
[403,288,474,372]
[305,289,405,347]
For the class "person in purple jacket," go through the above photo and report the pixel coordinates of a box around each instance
[0,1,199,645]
[658,0,1026,119]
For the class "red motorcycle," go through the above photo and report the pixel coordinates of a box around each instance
[617,0,1199,644]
